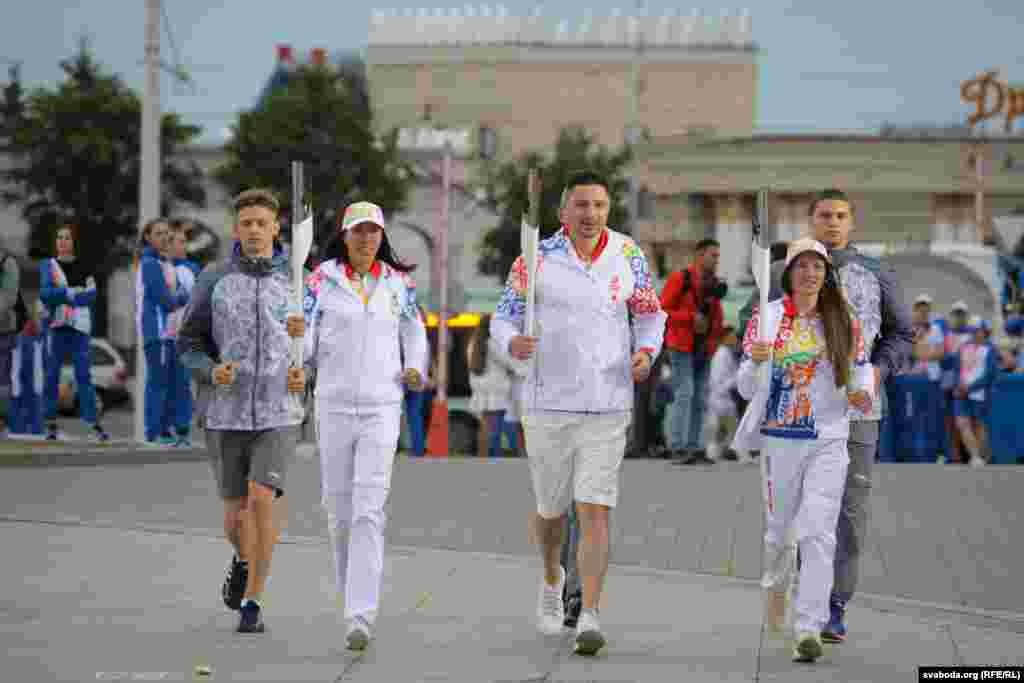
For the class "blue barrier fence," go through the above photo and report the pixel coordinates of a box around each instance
[879,373,1024,464]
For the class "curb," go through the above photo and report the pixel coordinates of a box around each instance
[0,444,209,467]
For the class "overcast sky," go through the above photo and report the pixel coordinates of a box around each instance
[2,0,1022,143]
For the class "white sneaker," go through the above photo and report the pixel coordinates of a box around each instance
[574,609,606,656]
[735,449,754,465]
[792,631,823,663]
[346,616,372,651]
[536,566,565,635]
[970,456,986,468]
[706,442,721,462]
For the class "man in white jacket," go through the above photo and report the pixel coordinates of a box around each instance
[491,171,666,655]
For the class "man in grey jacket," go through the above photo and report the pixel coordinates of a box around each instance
[177,189,306,634]
[738,189,914,643]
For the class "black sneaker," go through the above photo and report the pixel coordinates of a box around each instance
[691,450,716,466]
[563,591,582,628]
[236,600,264,633]
[46,422,59,441]
[222,557,248,611]
[671,449,700,465]
[91,424,111,442]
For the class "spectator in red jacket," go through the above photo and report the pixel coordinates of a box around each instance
[659,238,726,465]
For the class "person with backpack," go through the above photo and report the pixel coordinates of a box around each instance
[659,239,727,465]
[0,248,27,434]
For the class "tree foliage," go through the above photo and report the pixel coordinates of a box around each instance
[215,58,410,247]
[476,125,632,281]
[0,44,206,335]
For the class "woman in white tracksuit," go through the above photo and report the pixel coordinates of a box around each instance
[733,239,873,664]
[303,201,428,650]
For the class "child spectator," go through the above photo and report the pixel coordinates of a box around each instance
[953,317,998,468]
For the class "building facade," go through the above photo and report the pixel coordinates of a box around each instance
[366,9,758,162]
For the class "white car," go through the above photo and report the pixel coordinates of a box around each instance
[58,338,131,417]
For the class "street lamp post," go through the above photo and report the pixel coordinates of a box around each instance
[396,126,471,456]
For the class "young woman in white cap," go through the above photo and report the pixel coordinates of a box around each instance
[733,238,874,664]
[303,201,429,650]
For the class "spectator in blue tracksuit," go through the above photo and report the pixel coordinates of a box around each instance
[164,221,201,446]
[39,223,110,441]
[402,305,434,456]
[9,316,44,435]
[952,318,998,468]
[136,218,189,445]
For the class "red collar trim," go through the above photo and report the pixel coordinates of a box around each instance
[344,261,382,279]
[783,295,820,319]
[782,295,798,318]
[571,227,608,263]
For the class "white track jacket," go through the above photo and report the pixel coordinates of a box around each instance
[303,259,428,413]
[491,227,666,414]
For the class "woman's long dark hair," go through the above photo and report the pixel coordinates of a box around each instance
[468,313,492,376]
[322,227,416,274]
[782,256,854,389]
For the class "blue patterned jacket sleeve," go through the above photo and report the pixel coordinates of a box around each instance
[398,273,429,378]
[490,254,527,359]
[623,240,667,356]
[302,268,324,372]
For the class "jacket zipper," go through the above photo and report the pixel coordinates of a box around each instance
[355,280,369,413]
[253,276,261,430]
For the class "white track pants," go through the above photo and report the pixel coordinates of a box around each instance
[760,436,848,633]
[318,404,401,624]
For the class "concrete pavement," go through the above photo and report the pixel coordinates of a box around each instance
[3,515,1023,683]
[2,450,1024,681]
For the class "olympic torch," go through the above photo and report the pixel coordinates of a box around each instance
[522,168,541,338]
[289,161,313,422]
[752,189,772,389]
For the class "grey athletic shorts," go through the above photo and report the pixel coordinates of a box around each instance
[206,426,297,499]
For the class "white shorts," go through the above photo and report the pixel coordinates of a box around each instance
[522,411,631,518]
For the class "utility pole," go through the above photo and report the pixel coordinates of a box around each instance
[136,0,161,443]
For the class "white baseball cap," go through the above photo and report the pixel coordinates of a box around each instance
[951,300,968,313]
[340,201,385,232]
[914,293,933,305]
[784,238,832,269]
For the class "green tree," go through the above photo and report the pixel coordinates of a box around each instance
[1,64,26,147]
[215,56,410,246]
[0,44,206,336]
[476,125,633,281]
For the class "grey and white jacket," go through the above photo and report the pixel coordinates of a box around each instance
[176,244,301,432]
